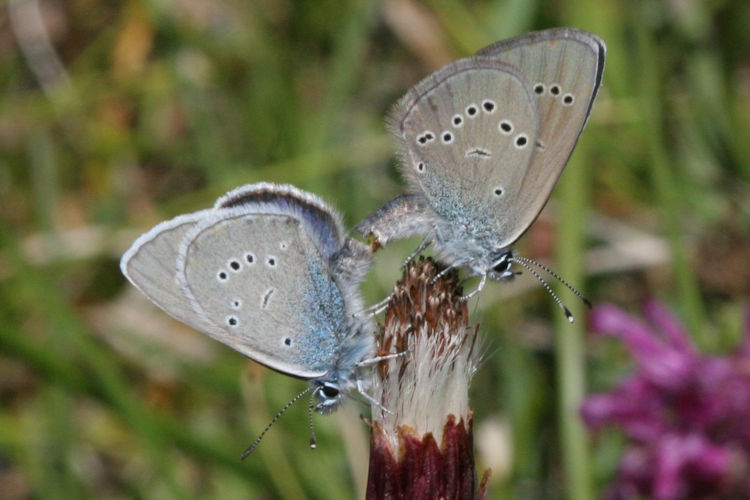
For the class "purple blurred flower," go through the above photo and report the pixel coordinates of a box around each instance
[582,301,750,499]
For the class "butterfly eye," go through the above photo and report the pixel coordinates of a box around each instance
[321,384,339,399]
[493,260,511,274]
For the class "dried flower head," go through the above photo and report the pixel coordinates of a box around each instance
[366,257,487,499]
[582,301,750,500]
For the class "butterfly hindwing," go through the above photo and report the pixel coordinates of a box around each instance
[177,207,348,379]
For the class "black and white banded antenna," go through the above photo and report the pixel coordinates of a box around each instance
[510,256,594,309]
[241,384,316,460]
[512,255,592,308]
[307,390,318,449]
[510,257,576,323]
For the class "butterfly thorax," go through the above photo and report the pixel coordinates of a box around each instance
[310,315,374,415]
[430,218,515,280]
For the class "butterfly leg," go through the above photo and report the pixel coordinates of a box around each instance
[429,255,475,285]
[460,272,487,301]
[356,350,410,368]
[430,263,459,284]
[356,379,392,415]
[402,235,432,269]
[353,294,393,318]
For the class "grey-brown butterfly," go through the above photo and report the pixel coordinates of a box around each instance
[121,183,378,456]
[357,28,605,318]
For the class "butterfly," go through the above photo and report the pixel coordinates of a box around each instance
[356,28,605,316]
[121,183,377,456]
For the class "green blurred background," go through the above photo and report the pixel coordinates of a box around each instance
[1,0,749,498]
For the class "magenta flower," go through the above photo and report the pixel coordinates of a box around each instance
[582,301,750,499]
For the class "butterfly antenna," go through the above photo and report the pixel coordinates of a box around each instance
[512,256,592,308]
[511,258,575,323]
[241,384,316,460]
[308,390,318,449]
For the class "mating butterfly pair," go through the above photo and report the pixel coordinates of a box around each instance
[121,28,605,455]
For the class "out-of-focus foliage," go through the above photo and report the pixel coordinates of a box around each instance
[0,0,748,498]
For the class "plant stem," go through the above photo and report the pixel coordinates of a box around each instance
[555,150,592,500]
[366,257,489,499]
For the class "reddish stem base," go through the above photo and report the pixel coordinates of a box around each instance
[366,415,489,499]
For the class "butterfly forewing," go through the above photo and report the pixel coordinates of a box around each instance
[392,59,539,242]
[178,210,345,379]
[476,28,606,242]
[120,210,234,342]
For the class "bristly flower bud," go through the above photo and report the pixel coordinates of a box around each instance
[366,257,489,499]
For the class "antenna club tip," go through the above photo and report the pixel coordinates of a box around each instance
[309,441,317,449]
[564,307,574,323]
[583,298,593,309]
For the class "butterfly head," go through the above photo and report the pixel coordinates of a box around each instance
[312,380,343,415]
[486,249,515,281]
